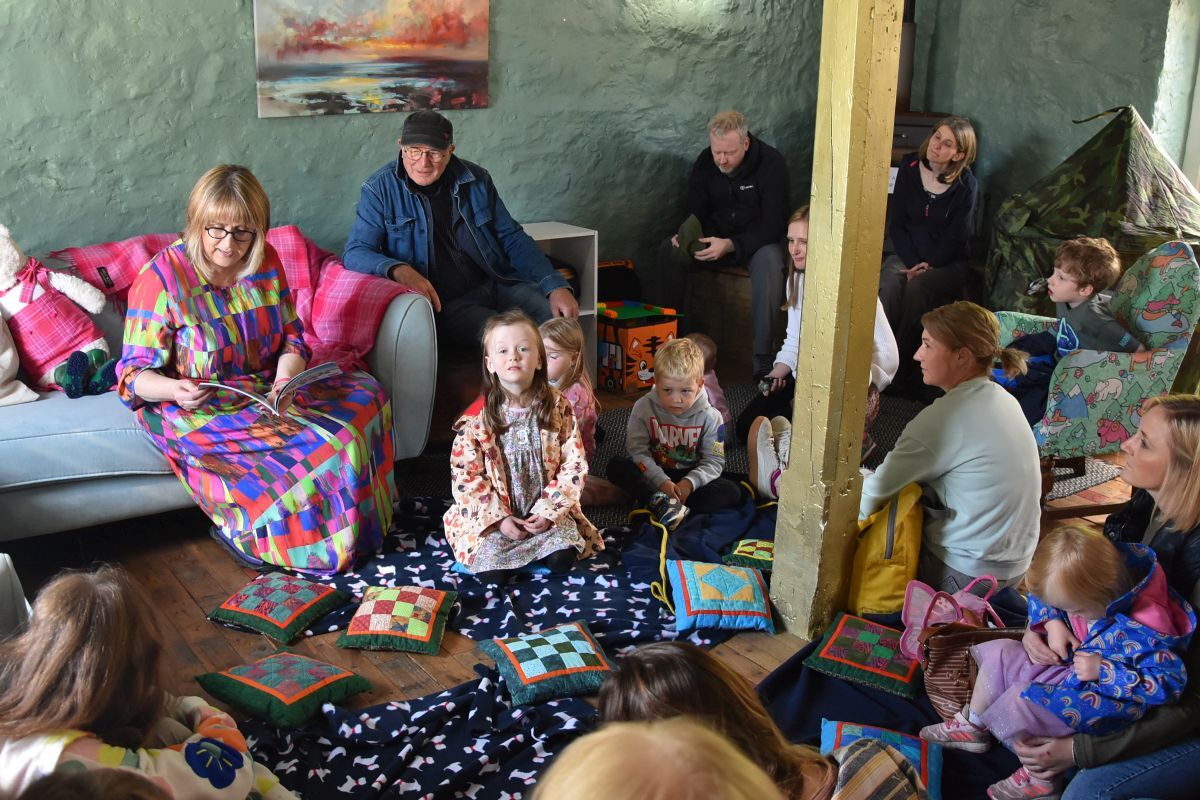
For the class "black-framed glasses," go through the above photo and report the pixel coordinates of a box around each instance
[205,226,256,243]
[401,146,448,163]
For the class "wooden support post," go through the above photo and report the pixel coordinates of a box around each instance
[770,0,903,639]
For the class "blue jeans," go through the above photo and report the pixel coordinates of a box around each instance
[1063,736,1200,799]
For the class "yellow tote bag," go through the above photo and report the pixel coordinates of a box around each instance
[848,482,923,615]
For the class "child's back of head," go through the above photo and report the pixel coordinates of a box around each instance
[1055,237,1121,294]
[653,338,705,385]
[0,565,166,749]
[1026,526,1133,614]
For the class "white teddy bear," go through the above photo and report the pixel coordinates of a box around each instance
[0,223,116,397]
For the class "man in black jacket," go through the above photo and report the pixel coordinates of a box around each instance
[653,110,790,375]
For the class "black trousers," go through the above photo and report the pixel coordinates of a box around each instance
[735,375,796,441]
[606,456,742,512]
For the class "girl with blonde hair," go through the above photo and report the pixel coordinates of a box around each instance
[860,301,1041,591]
[119,165,396,574]
[0,566,294,798]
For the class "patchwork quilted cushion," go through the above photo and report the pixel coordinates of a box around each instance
[337,585,457,654]
[821,718,943,800]
[803,612,919,698]
[480,621,613,706]
[197,651,370,728]
[722,538,775,569]
[208,573,349,643]
[667,560,775,633]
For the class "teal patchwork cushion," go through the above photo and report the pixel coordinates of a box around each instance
[208,573,349,644]
[667,560,775,633]
[480,621,614,706]
[337,585,457,655]
[820,719,943,800]
[722,538,775,569]
[196,651,370,728]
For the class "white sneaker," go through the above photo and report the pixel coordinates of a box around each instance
[770,416,792,469]
[748,416,779,500]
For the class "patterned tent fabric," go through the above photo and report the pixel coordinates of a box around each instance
[985,106,1200,315]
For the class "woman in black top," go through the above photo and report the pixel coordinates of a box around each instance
[1014,395,1200,798]
[880,116,978,395]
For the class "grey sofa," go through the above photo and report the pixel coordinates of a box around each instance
[0,292,436,542]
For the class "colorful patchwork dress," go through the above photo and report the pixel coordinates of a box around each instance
[118,241,395,575]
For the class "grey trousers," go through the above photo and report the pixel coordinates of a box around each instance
[916,545,1024,595]
[652,238,786,371]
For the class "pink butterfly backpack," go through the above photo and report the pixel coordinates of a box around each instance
[898,575,1006,662]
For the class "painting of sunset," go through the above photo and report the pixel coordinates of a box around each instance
[253,0,489,118]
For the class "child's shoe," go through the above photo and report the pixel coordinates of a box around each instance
[987,767,1063,800]
[770,416,792,469]
[648,491,689,531]
[748,416,779,500]
[918,706,991,753]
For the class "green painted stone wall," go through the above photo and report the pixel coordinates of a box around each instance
[909,0,1198,221]
[1,0,823,272]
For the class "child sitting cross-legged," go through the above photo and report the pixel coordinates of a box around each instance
[919,526,1195,800]
[606,337,741,530]
[0,565,295,799]
[445,310,604,585]
[998,236,1143,423]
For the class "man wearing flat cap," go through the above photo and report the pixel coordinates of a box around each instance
[344,110,577,345]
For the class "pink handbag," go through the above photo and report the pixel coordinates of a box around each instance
[898,575,1007,662]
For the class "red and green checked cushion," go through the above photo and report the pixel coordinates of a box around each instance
[208,573,350,643]
[196,651,370,728]
[722,538,775,569]
[337,586,457,654]
[479,621,614,706]
[803,612,919,698]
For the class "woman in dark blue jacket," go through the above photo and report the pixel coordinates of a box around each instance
[880,116,978,394]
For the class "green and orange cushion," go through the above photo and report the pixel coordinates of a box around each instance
[480,621,614,706]
[667,560,775,633]
[208,573,350,644]
[803,612,919,698]
[722,538,775,570]
[337,586,457,655]
[196,651,370,728]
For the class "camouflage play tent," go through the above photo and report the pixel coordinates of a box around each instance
[984,106,1200,315]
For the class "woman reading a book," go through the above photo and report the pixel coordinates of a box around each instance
[117,165,395,574]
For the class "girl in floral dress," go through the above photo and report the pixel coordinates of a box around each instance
[118,165,394,575]
[445,310,603,584]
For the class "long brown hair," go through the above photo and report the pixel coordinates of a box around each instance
[183,164,271,280]
[917,115,977,184]
[480,310,556,435]
[921,300,1028,379]
[540,316,600,414]
[1144,395,1200,531]
[0,566,167,748]
[598,641,825,796]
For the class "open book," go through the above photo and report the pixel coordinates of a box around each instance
[199,362,341,415]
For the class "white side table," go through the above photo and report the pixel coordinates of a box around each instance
[523,221,598,382]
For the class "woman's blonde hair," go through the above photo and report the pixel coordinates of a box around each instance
[540,316,600,413]
[598,641,827,796]
[183,164,271,279]
[783,205,810,310]
[0,566,166,749]
[918,115,977,185]
[480,309,556,434]
[1144,394,1200,531]
[921,301,1028,379]
[1026,526,1133,613]
[531,717,784,800]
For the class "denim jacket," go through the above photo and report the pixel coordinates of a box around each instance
[343,156,567,297]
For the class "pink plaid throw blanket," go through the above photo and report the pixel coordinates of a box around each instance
[50,225,413,369]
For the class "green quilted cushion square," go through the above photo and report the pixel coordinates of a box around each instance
[722,538,775,569]
[196,651,370,728]
[803,612,919,699]
[479,621,614,706]
[208,573,350,644]
[337,585,457,655]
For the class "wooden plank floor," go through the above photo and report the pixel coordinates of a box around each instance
[4,396,1128,717]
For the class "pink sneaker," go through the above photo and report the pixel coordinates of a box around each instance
[918,707,991,753]
[987,766,1062,800]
